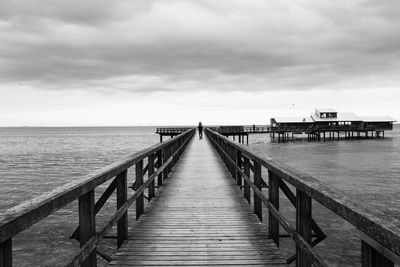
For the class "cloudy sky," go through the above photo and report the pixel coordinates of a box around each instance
[0,0,399,126]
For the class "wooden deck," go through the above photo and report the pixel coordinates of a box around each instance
[109,136,286,266]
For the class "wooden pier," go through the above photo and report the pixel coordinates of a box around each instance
[1,128,400,267]
[110,133,286,266]
[156,127,192,142]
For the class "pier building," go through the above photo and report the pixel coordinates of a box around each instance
[270,109,396,141]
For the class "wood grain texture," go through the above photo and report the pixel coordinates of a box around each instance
[109,137,286,266]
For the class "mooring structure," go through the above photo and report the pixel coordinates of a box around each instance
[0,128,399,267]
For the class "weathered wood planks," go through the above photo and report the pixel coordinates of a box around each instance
[109,136,286,266]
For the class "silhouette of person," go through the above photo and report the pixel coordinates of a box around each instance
[198,122,203,140]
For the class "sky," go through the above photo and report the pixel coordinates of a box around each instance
[0,0,399,126]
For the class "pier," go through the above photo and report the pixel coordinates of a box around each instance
[1,129,400,267]
[158,126,271,145]
[270,109,396,142]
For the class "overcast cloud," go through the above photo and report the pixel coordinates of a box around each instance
[1,0,400,93]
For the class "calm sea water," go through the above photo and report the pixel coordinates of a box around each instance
[0,126,399,266]
[0,127,159,266]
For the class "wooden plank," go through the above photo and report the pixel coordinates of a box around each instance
[360,232,400,265]
[243,158,251,204]
[253,161,262,221]
[157,150,163,186]
[148,154,155,200]
[296,189,312,267]
[362,240,394,267]
[110,136,286,266]
[116,170,128,248]
[136,160,144,220]
[0,239,12,267]
[268,171,279,247]
[79,190,96,267]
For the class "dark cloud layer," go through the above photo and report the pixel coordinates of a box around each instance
[1,0,400,93]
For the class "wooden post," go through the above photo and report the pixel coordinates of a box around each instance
[0,239,12,267]
[253,161,262,221]
[148,153,155,201]
[236,150,242,187]
[243,158,251,203]
[163,146,168,180]
[116,170,128,248]
[361,240,394,267]
[136,160,144,220]
[268,171,279,247]
[79,190,96,267]
[229,146,235,178]
[157,150,163,186]
[296,189,312,267]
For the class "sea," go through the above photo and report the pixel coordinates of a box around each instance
[0,125,399,266]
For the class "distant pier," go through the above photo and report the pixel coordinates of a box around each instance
[270,109,396,142]
[156,127,192,142]
[157,125,271,144]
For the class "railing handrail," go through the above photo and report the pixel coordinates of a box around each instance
[0,128,195,244]
[205,128,400,263]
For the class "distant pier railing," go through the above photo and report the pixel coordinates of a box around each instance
[0,129,195,267]
[206,128,400,267]
[156,127,192,142]
[270,124,393,141]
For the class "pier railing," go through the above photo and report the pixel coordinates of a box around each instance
[272,124,393,133]
[206,128,400,267]
[0,128,195,267]
[217,125,271,134]
[156,127,192,134]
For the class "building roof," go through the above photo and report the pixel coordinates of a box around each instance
[311,112,362,122]
[359,116,397,122]
[315,108,337,113]
[272,116,314,123]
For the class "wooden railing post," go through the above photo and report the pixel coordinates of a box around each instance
[148,153,155,201]
[268,171,279,247]
[236,150,242,186]
[162,146,168,180]
[243,158,251,204]
[166,145,171,177]
[79,190,96,267]
[116,170,128,249]
[157,150,163,186]
[136,160,144,220]
[230,146,235,178]
[361,240,394,267]
[296,189,312,267]
[0,239,12,267]
[253,160,262,221]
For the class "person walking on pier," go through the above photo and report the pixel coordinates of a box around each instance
[198,122,203,140]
